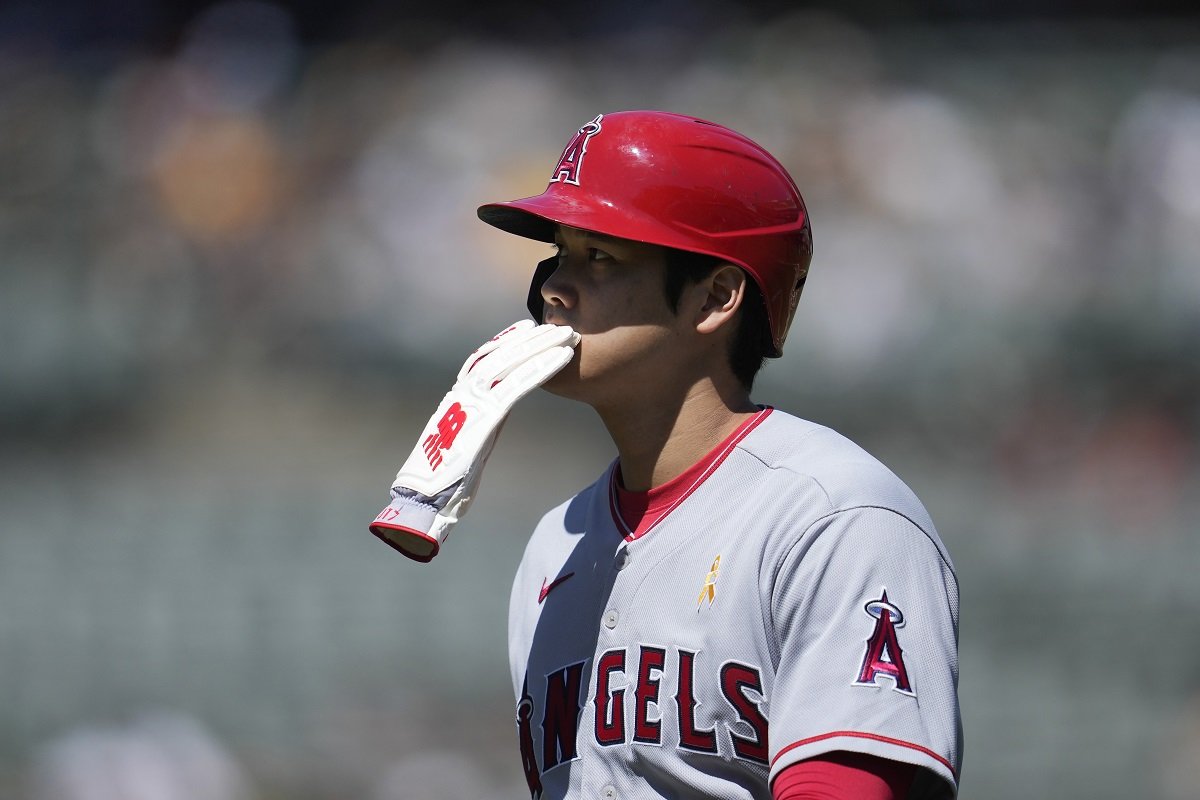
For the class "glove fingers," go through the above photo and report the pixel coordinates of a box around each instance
[482,324,576,377]
[489,344,577,408]
[457,319,538,381]
[468,324,578,385]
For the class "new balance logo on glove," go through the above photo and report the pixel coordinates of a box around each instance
[424,402,468,470]
[369,320,580,561]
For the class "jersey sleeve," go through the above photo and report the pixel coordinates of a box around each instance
[772,753,916,800]
[767,505,961,797]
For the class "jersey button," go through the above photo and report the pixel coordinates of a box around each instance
[601,785,617,799]
[603,609,619,629]
[614,548,631,570]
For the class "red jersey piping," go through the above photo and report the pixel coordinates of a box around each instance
[608,407,772,541]
[772,731,956,778]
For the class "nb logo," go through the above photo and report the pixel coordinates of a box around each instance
[423,402,467,469]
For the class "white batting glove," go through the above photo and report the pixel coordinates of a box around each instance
[369,320,579,561]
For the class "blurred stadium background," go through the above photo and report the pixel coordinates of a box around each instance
[1,1,1199,798]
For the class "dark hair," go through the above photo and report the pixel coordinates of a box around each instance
[662,250,772,391]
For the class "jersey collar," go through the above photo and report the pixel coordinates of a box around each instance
[608,407,772,541]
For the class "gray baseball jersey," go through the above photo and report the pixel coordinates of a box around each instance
[508,408,961,799]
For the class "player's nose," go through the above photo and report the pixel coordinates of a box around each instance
[540,260,577,317]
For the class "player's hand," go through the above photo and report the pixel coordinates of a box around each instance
[368,320,580,561]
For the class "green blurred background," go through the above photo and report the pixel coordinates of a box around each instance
[2,1,1199,798]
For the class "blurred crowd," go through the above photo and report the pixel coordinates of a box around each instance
[1,2,1199,798]
[3,3,1198,525]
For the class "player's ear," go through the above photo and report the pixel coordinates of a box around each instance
[694,264,746,337]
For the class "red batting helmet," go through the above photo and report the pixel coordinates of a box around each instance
[477,110,812,357]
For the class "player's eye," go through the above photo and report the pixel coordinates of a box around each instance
[550,243,613,264]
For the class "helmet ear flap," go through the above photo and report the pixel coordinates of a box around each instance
[526,256,559,322]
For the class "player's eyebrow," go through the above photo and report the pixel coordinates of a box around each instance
[554,228,629,249]
[580,232,624,246]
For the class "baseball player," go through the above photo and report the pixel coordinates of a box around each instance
[370,111,962,799]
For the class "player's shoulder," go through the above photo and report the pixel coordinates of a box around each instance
[529,470,604,536]
[734,408,955,578]
[516,469,607,566]
[738,408,935,531]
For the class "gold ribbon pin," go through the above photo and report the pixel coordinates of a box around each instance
[697,554,721,610]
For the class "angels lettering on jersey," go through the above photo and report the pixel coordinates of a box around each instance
[516,645,768,798]
[515,589,921,798]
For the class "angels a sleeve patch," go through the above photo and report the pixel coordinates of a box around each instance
[853,589,914,696]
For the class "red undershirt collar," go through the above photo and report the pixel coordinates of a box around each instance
[609,407,772,541]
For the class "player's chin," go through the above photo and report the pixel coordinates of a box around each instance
[541,349,582,397]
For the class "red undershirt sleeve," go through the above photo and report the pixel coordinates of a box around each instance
[772,752,916,800]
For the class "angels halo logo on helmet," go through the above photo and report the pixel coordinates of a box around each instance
[549,114,603,186]
[478,109,813,357]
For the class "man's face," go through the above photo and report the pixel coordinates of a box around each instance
[538,225,688,405]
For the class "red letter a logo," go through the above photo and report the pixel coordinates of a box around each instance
[854,590,914,695]
[549,114,603,186]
